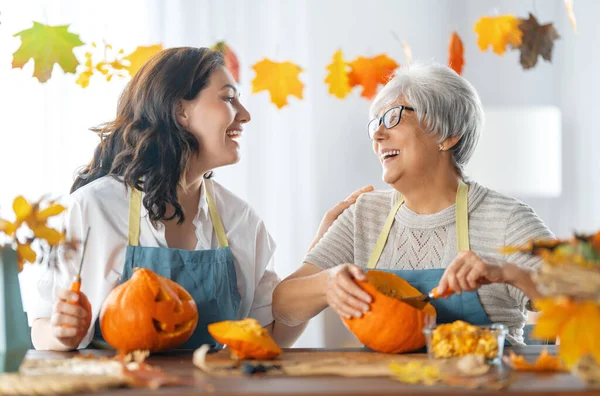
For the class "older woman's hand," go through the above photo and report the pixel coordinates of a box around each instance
[325,264,372,319]
[437,251,510,295]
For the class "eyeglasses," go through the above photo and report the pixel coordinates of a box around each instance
[367,105,415,139]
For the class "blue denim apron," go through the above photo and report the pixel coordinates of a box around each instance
[366,180,491,325]
[93,180,241,349]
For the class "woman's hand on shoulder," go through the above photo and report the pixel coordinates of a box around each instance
[309,186,374,250]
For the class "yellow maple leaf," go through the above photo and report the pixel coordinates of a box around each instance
[12,22,84,83]
[473,15,523,55]
[324,50,351,99]
[123,44,164,77]
[533,297,600,367]
[251,59,304,109]
[348,54,398,99]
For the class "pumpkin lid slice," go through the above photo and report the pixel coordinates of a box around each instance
[365,270,436,316]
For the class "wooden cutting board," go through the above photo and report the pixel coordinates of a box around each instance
[200,349,440,377]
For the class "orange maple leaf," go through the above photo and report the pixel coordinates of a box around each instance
[324,50,351,99]
[473,15,523,55]
[348,54,398,99]
[448,31,465,75]
[533,297,600,368]
[509,348,566,372]
[123,44,164,77]
[251,59,304,109]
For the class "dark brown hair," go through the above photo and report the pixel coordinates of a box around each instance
[71,47,225,224]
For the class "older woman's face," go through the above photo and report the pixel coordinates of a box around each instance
[371,99,443,186]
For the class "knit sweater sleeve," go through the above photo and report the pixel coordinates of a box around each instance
[503,203,555,310]
[303,204,355,269]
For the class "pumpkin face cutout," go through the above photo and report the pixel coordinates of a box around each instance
[208,318,282,360]
[100,267,198,352]
[343,270,436,354]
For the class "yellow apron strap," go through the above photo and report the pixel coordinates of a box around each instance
[366,197,405,269]
[456,179,470,252]
[128,187,142,247]
[204,180,229,249]
[366,180,470,269]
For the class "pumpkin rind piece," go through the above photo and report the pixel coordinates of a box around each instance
[208,318,282,359]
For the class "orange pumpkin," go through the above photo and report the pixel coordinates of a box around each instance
[208,318,282,360]
[344,270,436,354]
[100,267,198,352]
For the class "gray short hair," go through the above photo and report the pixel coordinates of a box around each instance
[370,62,484,174]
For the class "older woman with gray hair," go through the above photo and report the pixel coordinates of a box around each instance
[272,62,553,345]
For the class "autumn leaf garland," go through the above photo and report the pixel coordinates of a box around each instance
[473,13,560,69]
[11,8,567,108]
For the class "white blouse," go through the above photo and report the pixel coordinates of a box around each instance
[25,176,280,348]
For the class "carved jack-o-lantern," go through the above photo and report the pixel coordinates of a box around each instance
[100,267,198,352]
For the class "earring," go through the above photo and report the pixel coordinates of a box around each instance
[439,144,444,151]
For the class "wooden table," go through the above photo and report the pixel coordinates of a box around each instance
[23,346,595,395]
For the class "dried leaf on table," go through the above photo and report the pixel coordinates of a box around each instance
[120,362,191,390]
[564,0,577,33]
[517,13,560,69]
[508,348,566,372]
[12,22,84,82]
[324,50,351,99]
[448,31,465,75]
[473,15,523,55]
[348,54,398,99]
[251,58,304,108]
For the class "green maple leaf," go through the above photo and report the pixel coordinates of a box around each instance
[12,22,84,83]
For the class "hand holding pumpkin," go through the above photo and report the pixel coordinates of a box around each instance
[50,288,92,349]
[325,264,372,319]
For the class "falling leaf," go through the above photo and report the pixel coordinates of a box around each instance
[348,54,398,99]
[473,15,523,55]
[509,348,566,372]
[212,41,240,83]
[251,58,304,109]
[402,41,412,65]
[12,22,84,83]
[448,31,465,75]
[564,0,577,33]
[324,50,351,99]
[76,43,129,88]
[533,297,600,367]
[123,44,164,77]
[517,13,560,69]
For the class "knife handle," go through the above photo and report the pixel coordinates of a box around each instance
[431,286,454,299]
